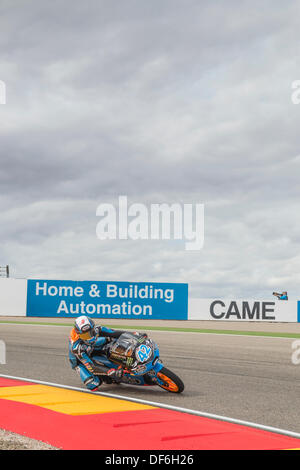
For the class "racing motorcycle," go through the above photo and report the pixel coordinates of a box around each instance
[92,331,184,393]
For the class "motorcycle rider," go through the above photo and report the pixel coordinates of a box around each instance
[68,315,126,391]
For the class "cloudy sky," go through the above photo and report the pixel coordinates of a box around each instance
[0,0,300,299]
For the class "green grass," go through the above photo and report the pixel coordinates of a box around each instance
[1,319,300,338]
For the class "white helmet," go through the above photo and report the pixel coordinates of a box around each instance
[74,315,95,340]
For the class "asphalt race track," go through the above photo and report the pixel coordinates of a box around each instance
[1,320,300,434]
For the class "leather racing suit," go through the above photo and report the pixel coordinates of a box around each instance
[69,325,125,391]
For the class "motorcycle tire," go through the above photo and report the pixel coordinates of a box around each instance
[156,367,184,393]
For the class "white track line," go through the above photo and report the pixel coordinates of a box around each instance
[1,373,300,441]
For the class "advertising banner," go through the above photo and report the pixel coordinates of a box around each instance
[27,279,188,320]
[189,298,298,322]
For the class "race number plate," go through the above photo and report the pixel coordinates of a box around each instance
[135,344,152,363]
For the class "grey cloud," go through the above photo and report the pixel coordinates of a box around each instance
[0,0,300,299]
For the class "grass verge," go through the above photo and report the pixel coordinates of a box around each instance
[1,320,300,338]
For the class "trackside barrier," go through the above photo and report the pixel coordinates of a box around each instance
[0,279,300,322]
[189,298,298,322]
[0,279,27,316]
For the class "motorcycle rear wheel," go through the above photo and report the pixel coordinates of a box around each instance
[156,367,184,393]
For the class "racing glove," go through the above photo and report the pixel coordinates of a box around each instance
[106,366,123,381]
[133,331,148,339]
[78,343,93,358]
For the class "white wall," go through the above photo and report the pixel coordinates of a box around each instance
[189,298,298,322]
[0,279,27,316]
[0,279,298,322]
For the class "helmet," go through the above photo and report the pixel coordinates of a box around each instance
[74,316,95,341]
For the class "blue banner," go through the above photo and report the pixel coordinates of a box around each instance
[26,280,188,320]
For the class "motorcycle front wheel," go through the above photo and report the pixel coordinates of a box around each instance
[156,367,184,393]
